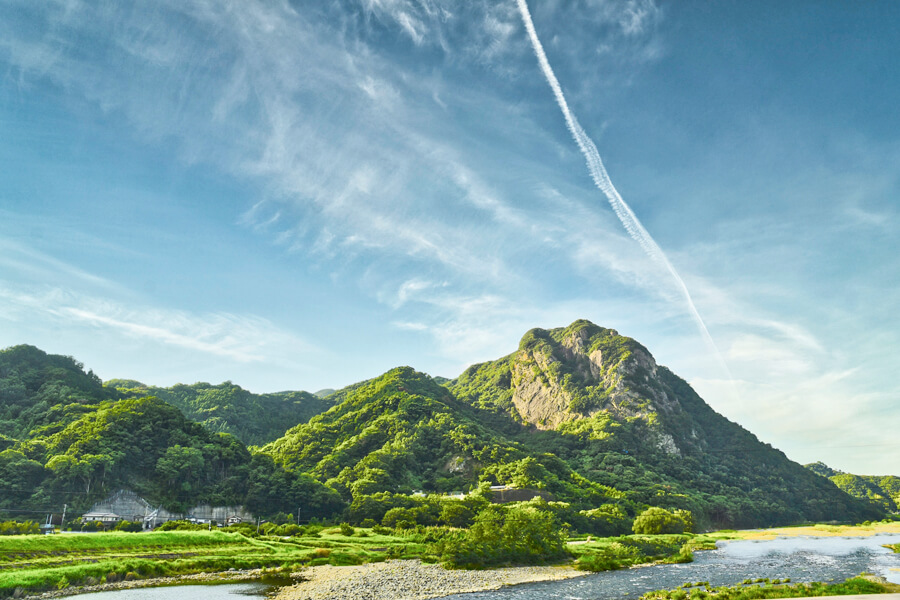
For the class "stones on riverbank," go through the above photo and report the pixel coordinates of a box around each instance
[25,568,278,600]
[275,560,587,600]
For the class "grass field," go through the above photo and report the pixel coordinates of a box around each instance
[640,576,900,600]
[4,521,897,598]
[0,527,426,597]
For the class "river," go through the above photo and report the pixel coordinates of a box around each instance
[448,533,900,600]
[60,533,900,600]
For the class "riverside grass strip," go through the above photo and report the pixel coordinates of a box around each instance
[639,576,900,600]
[0,529,423,597]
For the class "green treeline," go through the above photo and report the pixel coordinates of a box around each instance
[805,462,900,513]
[0,320,887,531]
[0,345,340,518]
[108,380,335,446]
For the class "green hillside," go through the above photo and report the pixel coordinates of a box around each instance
[262,321,881,530]
[1,325,884,531]
[263,367,616,506]
[0,346,341,519]
[805,462,899,512]
[444,321,879,529]
[108,380,334,446]
[0,345,117,441]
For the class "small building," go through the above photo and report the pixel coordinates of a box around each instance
[81,511,122,523]
[82,490,254,530]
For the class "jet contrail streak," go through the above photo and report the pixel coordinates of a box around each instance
[515,0,729,373]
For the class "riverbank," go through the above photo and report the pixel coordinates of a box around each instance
[23,568,285,600]
[273,559,587,600]
[20,561,587,600]
[726,521,900,541]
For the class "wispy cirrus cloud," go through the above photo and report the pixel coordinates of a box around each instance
[0,280,317,363]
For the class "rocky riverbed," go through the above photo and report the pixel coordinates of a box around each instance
[23,568,283,599]
[274,560,587,600]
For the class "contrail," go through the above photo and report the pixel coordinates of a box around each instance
[515,0,730,374]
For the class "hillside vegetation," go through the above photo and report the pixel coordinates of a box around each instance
[0,321,885,531]
[108,380,334,446]
[805,462,900,512]
[0,345,341,518]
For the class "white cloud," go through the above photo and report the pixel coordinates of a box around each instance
[0,282,318,365]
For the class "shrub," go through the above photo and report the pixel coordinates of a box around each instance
[434,504,568,568]
[113,520,143,532]
[382,508,417,529]
[154,520,206,531]
[632,508,687,535]
[0,520,39,535]
[339,522,354,536]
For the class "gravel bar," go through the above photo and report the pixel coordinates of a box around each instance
[274,560,587,600]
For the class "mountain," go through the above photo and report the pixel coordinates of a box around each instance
[108,380,335,446]
[0,345,117,442]
[0,346,342,518]
[262,366,615,506]
[263,320,882,529]
[446,321,881,527]
[805,462,899,512]
[1,326,884,530]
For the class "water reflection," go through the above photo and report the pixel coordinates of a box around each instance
[446,534,900,600]
[67,582,272,600]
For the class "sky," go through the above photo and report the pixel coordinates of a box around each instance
[0,0,898,475]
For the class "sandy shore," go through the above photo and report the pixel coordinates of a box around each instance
[273,560,588,600]
[733,522,900,541]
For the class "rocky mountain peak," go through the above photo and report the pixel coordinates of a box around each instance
[506,321,680,437]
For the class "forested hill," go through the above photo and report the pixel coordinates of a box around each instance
[261,321,882,529]
[0,330,884,530]
[0,345,117,444]
[439,321,880,527]
[806,462,900,513]
[0,345,341,518]
[107,380,335,446]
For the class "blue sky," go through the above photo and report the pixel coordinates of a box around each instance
[1,0,897,474]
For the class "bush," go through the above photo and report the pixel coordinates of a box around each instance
[155,520,206,531]
[632,508,688,535]
[339,523,354,536]
[383,508,417,529]
[113,520,143,532]
[433,503,568,568]
[0,520,39,535]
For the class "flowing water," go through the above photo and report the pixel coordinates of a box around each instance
[63,581,279,600]
[446,534,900,600]
[62,534,900,600]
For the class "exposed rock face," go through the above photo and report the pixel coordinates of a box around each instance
[510,351,572,429]
[507,322,678,433]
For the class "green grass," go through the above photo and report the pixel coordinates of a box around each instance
[0,528,731,596]
[0,528,425,597]
[640,575,899,600]
[567,533,719,572]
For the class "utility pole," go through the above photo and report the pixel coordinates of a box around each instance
[61,504,67,531]
[256,516,261,535]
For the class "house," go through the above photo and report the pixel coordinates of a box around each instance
[81,490,254,530]
[81,511,122,523]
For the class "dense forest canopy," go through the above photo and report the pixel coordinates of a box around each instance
[108,379,335,446]
[0,323,887,529]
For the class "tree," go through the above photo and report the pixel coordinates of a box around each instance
[632,507,686,534]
